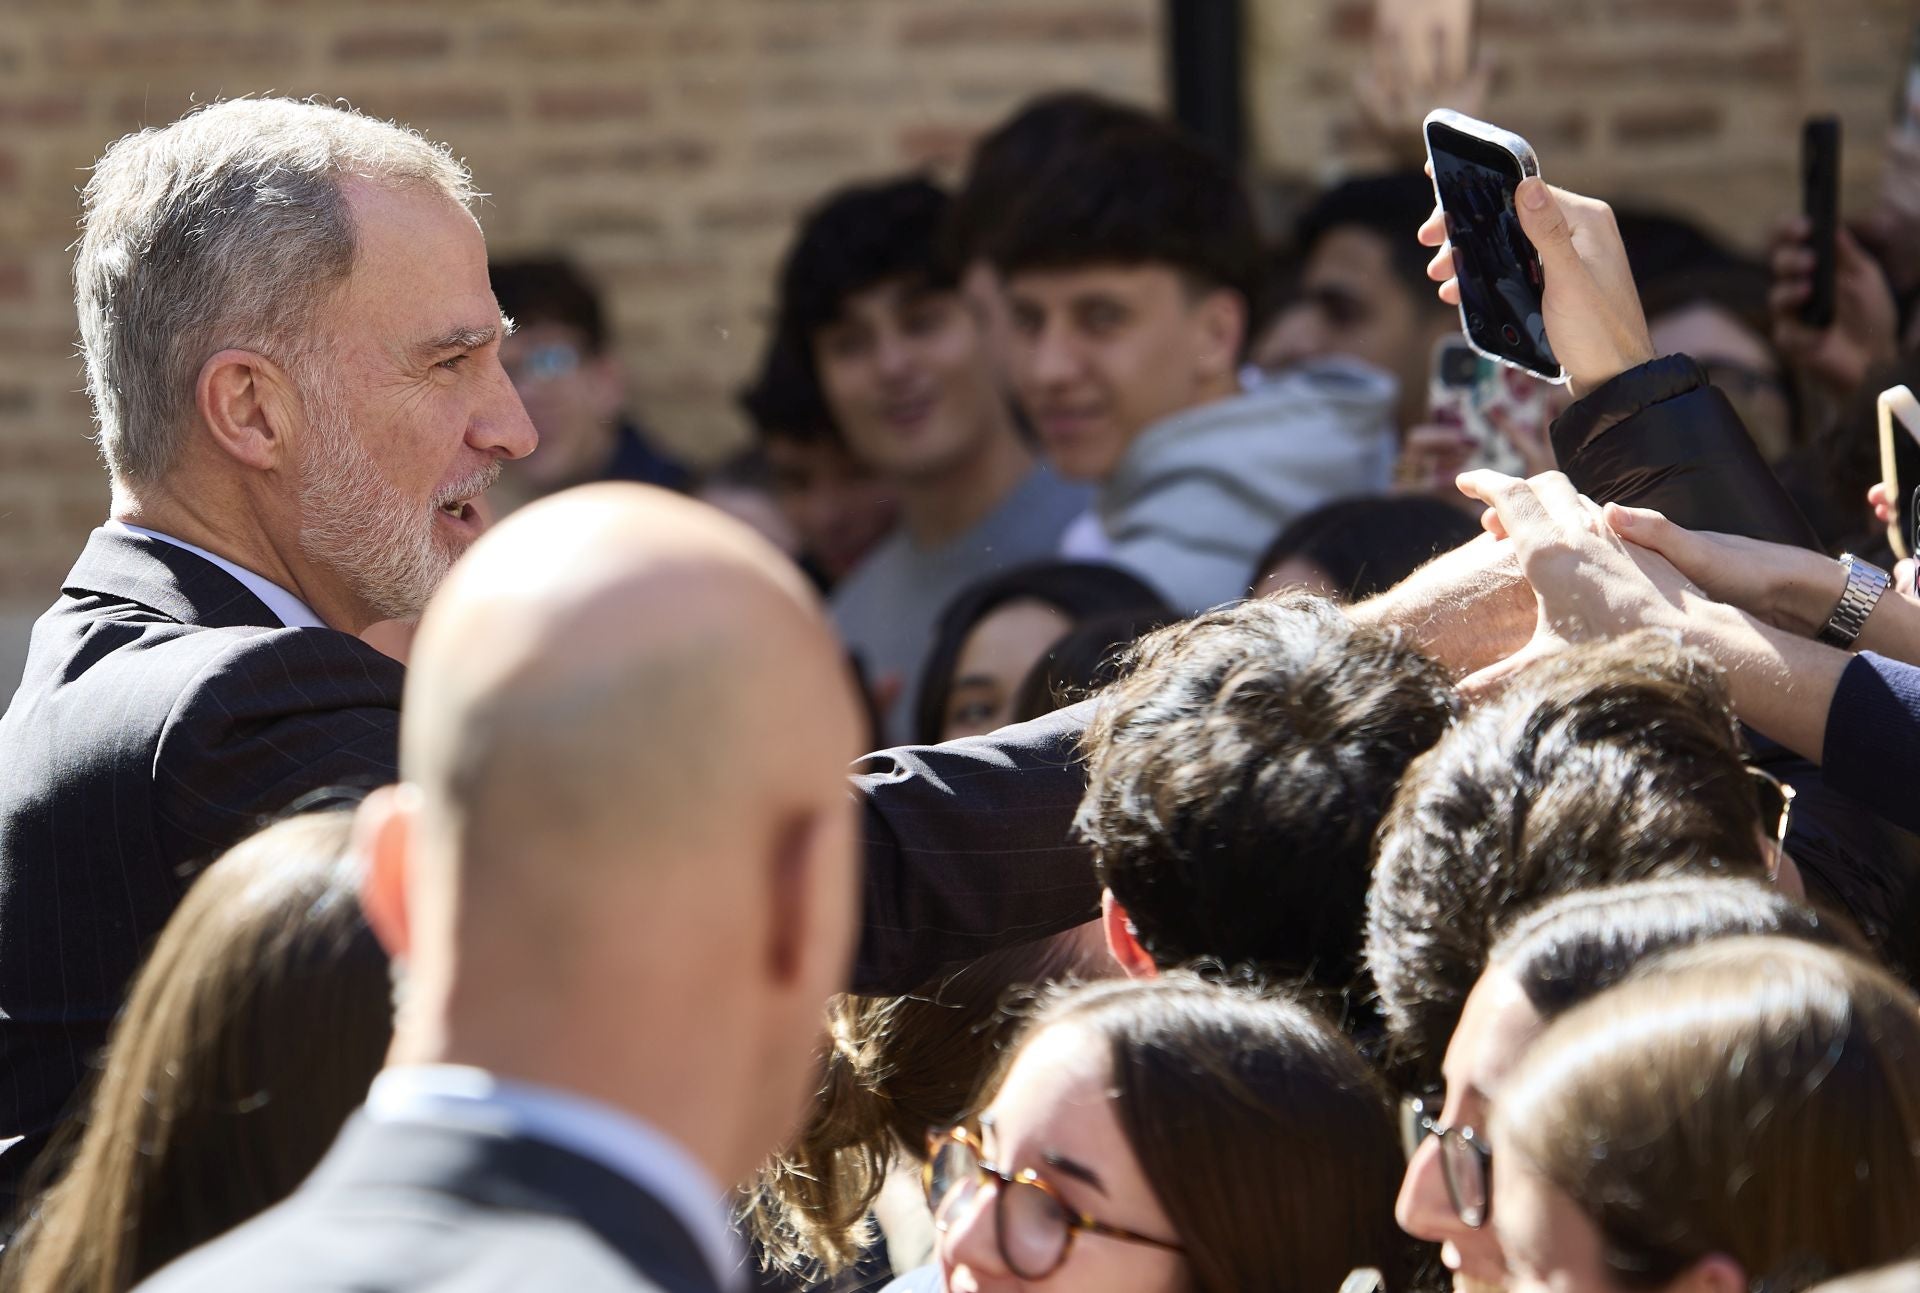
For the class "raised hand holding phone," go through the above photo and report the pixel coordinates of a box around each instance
[1419,153,1655,399]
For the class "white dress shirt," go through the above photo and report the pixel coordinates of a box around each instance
[107,519,326,630]
[366,1065,743,1290]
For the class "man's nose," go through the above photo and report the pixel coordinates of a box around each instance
[939,1184,1009,1278]
[1029,321,1082,388]
[473,362,539,461]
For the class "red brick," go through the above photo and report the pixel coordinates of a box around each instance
[1327,0,1372,42]
[533,88,654,123]
[545,206,668,239]
[750,130,865,167]
[0,387,35,416]
[0,93,85,126]
[331,28,453,63]
[0,262,29,302]
[1613,103,1725,146]
[46,30,298,71]
[0,152,18,191]
[528,138,717,177]
[896,123,978,169]
[598,256,726,292]
[899,9,1149,47]
[477,23,657,63]
[1607,0,1743,19]
[1554,43,1801,86]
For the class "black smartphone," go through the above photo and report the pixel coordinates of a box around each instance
[1801,116,1841,330]
[1423,109,1563,382]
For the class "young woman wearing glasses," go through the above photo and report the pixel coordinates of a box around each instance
[913,973,1413,1293]
[1395,877,1863,1293]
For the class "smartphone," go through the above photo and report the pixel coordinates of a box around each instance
[1801,116,1841,330]
[1878,384,1920,559]
[1428,335,1549,476]
[1423,109,1563,383]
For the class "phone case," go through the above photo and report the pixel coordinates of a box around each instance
[1422,109,1566,385]
[1428,336,1537,477]
[1878,384,1920,559]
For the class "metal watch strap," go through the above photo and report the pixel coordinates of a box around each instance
[1817,554,1890,649]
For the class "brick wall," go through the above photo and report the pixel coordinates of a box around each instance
[1251,0,1915,247]
[1,0,1915,686]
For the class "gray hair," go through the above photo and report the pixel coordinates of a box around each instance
[74,97,478,484]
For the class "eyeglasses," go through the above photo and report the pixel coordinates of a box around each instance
[1747,765,1797,882]
[505,342,582,385]
[1400,1094,1493,1230]
[923,1124,1185,1279]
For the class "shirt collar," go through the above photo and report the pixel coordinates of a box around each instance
[366,1065,744,1290]
[106,520,326,630]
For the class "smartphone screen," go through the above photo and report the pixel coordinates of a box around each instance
[1426,119,1560,380]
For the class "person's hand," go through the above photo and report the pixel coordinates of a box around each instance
[1354,0,1489,163]
[1605,503,1846,637]
[1421,178,1656,398]
[1769,216,1898,399]
[359,619,418,664]
[1452,469,1696,694]
[1864,126,1920,295]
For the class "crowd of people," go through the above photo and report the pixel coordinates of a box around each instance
[5,35,1920,1293]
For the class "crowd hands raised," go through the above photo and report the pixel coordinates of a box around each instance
[9,33,1920,1293]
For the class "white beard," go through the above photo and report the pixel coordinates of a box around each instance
[296,381,496,622]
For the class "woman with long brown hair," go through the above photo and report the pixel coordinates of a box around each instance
[1492,937,1920,1293]
[2,809,392,1293]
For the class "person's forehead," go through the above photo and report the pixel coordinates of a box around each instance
[332,181,498,346]
[1448,965,1543,1100]
[989,1023,1114,1141]
[1303,227,1399,293]
[834,274,948,323]
[1008,262,1185,303]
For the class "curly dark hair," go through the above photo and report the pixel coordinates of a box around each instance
[1365,631,1774,1080]
[1076,594,1457,1006]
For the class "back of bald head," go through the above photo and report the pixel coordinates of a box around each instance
[399,484,861,946]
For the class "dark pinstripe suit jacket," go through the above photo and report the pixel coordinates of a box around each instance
[135,1114,726,1292]
[0,528,1099,1203]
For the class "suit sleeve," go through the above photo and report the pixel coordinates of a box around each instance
[850,701,1101,995]
[151,627,404,872]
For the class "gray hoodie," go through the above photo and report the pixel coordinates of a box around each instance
[1088,359,1400,614]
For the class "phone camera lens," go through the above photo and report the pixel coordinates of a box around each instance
[1500,323,1522,347]
[1467,313,1484,332]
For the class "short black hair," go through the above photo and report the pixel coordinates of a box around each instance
[738,331,839,448]
[774,176,959,346]
[1365,633,1773,1080]
[987,122,1264,327]
[489,257,609,354]
[1291,171,1442,306]
[945,91,1159,268]
[1077,595,1457,1013]
[1252,495,1480,603]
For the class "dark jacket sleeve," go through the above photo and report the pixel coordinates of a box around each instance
[1554,355,1820,550]
[850,701,1099,994]
[1821,653,1920,835]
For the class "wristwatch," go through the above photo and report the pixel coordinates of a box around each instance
[1817,554,1890,649]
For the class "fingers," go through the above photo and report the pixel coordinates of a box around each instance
[1457,634,1565,704]
[1418,204,1447,248]
[1512,177,1577,276]
[1604,501,1684,555]
[1427,244,1454,282]
[1898,558,1917,599]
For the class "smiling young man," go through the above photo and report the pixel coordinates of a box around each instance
[774,177,1089,742]
[991,123,1401,613]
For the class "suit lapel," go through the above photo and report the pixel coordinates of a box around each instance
[308,1114,728,1293]
[62,527,285,631]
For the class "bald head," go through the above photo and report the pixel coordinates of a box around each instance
[367,484,865,1176]
[402,483,853,878]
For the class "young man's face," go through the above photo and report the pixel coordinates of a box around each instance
[1004,264,1242,483]
[1255,226,1457,431]
[811,278,1003,486]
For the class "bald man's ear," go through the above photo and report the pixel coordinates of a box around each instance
[1668,1255,1746,1293]
[356,784,419,961]
[196,348,303,472]
[1102,890,1158,979]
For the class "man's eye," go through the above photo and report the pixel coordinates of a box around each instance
[438,354,470,371]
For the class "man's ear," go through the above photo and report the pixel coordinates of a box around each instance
[356,784,419,961]
[767,811,822,988]
[1102,890,1158,979]
[195,348,303,471]
[1192,287,1247,385]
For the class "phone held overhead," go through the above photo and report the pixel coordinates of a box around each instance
[1422,109,1564,383]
